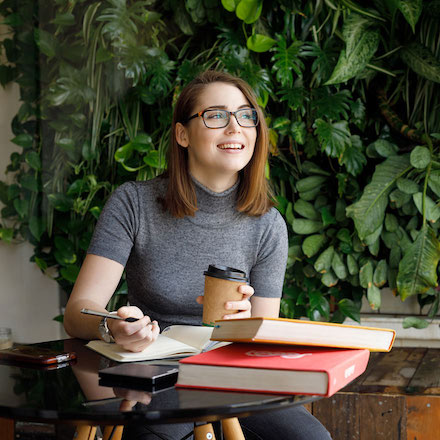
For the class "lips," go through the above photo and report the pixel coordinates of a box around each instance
[217,143,244,150]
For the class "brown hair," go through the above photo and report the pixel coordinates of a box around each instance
[162,70,274,218]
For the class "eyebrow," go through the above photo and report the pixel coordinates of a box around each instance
[205,104,252,110]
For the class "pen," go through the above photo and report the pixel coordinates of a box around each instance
[80,308,140,323]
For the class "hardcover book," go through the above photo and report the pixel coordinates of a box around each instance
[176,343,370,397]
[211,317,395,352]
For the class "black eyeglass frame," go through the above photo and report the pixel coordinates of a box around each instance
[184,108,259,129]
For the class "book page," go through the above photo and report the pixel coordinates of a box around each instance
[161,325,214,351]
[86,333,200,362]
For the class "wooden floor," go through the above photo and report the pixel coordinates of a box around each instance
[307,347,440,440]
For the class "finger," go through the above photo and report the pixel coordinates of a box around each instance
[223,310,251,320]
[119,399,136,412]
[225,300,251,312]
[117,306,144,319]
[196,296,204,304]
[119,321,159,352]
[238,284,254,298]
[114,315,152,338]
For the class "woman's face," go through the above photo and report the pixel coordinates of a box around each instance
[176,82,257,191]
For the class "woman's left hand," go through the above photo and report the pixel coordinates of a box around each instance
[196,284,254,319]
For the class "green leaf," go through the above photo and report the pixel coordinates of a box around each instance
[29,217,46,241]
[337,298,360,323]
[53,314,64,323]
[13,199,28,218]
[321,269,338,287]
[34,29,57,58]
[60,265,81,283]
[115,143,133,163]
[385,213,399,232]
[397,177,419,194]
[143,150,161,168]
[285,202,294,225]
[0,228,14,243]
[397,0,422,33]
[313,119,351,159]
[359,261,374,289]
[236,0,262,24]
[337,228,351,243]
[291,121,306,145]
[314,246,335,273]
[19,174,39,192]
[410,146,431,169]
[397,226,440,300]
[346,155,411,240]
[11,133,33,148]
[340,135,366,176]
[247,34,276,53]
[25,151,41,171]
[367,284,381,310]
[413,193,440,222]
[390,188,411,208]
[51,12,75,26]
[34,257,48,271]
[296,175,327,192]
[373,259,388,287]
[318,206,335,227]
[48,193,74,212]
[325,20,379,85]
[347,254,359,275]
[221,0,240,12]
[271,36,304,85]
[401,43,440,83]
[302,234,327,258]
[373,139,399,158]
[312,88,352,121]
[89,206,102,220]
[294,199,319,220]
[332,251,347,279]
[402,316,429,329]
[428,174,440,197]
[291,218,323,234]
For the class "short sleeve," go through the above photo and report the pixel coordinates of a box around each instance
[87,182,139,266]
[250,209,288,298]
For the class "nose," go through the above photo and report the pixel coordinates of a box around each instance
[225,113,241,132]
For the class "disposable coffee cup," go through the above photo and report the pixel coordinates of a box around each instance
[202,265,248,327]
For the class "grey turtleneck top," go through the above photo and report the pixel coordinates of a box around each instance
[88,176,288,329]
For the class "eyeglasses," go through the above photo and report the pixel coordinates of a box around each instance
[185,108,259,129]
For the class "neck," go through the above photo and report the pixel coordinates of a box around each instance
[189,170,238,193]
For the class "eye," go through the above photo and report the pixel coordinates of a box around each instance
[205,110,227,119]
[238,109,256,120]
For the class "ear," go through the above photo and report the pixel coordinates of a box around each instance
[175,122,189,148]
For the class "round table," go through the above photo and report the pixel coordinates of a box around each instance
[0,339,320,439]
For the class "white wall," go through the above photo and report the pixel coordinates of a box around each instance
[0,81,62,344]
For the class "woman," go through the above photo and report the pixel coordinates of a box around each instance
[64,70,331,439]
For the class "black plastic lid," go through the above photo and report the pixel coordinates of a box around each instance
[203,265,248,282]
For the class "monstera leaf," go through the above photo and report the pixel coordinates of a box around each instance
[346,155,411,240]
[397,226,440,300]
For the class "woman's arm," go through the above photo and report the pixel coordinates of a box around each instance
[64,254,124,340]
[64,254,159,351]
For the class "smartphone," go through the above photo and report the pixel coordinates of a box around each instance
[0,345,76,365]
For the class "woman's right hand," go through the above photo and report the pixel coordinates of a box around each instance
[107,306,160,352]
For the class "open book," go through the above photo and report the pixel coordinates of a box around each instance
[86,325,226,362]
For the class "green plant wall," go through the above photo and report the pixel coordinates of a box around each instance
[1,0,440,327]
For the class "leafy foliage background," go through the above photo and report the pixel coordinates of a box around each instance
[1,0,440,327]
